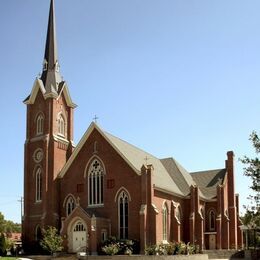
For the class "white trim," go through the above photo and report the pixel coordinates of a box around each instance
[114,187,131,202]
[63,193,77,208]
[139,204,147,215]
[24,78,77,108]
[35,167,42,202]
[162,202,168,241]
[84,155,106,178]
[152,204,159,214]
[53,134,69,144]
[24,78,46,105]
[57,82,77,108]
[87,158,105,206]
[117,190,129,239]
[28,134,49,143]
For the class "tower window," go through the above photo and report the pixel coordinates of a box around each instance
[36,114,44,135]
[58,114,66,136]
[36,168,42,202]
[88,159,104,206]
[162,203,168,241]
[66,196,75,216]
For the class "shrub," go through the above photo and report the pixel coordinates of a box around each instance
[100,237,138,255]
[40,226,63,255]
[145,241,199,255]
[102,243,119,255]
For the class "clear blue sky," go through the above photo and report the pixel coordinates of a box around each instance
[0,0,259,223]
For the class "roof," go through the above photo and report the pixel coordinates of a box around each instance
[59,122,224,200]
[103,131,183,196]
[190,169,226,199]
[160,157,195,196]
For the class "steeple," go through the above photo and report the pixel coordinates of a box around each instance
[41,0,62,97]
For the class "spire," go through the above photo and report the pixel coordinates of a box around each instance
[41,0,62,96]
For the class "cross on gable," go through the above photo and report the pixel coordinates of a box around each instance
[93,115,98,123]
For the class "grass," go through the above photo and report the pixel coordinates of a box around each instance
[0,258,18,260]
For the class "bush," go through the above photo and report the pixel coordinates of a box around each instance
[145,241,199,255]
[40,226,63,255]
[102,243,119,255]
[100,237,139,255]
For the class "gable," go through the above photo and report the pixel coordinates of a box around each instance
[23,78,76,108]
[58,123,183,197]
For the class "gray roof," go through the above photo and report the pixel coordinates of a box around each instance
[103,131,183,196]
[58,123,224,201]
[190,169,226,199]
[160,158,196,196]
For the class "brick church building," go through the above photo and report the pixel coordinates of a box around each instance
[22,0,243,254]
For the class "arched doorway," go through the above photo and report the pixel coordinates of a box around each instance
[72,221,87,252]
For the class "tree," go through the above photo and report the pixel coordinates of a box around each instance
[0,212,5,233]
[0,212,21,234]
[40,226,63,255]
[0,233,6,256]
[240,131,260,248]
[240,131,260,213]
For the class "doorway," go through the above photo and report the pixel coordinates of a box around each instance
[209,234,216,249]
[72,221,87,252]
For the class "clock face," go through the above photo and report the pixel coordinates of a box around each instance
[33,148,44,163]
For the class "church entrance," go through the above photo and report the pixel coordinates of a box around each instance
[209,234,216,249]
[72,221,87,252]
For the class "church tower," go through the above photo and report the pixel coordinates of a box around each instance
[23,0,76,251]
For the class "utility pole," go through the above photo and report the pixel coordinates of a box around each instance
[18,197,23,224]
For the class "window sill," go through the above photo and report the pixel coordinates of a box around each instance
[88,204,104,208]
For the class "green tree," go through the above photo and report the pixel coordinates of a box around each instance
[240,131,260,227]
[40,226,63,255]
[0,232,6,256]
[0,212,5,233]
[0,212,21,234]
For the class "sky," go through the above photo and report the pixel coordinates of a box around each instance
[0,0,259,223]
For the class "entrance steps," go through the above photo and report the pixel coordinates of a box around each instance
[203,249,243,259]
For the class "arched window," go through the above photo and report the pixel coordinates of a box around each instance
[88,159,104,206]
[35,225,42,241]
[66,196,75,216]
[118,191,129,239]
[36,168,42,202]
[58,114,66,136]
[162,203,168,241]
[209,210,216,231]
[36,114,44,135]
[74,221,86,232]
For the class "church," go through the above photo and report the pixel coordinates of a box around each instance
[22,0,243,254]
